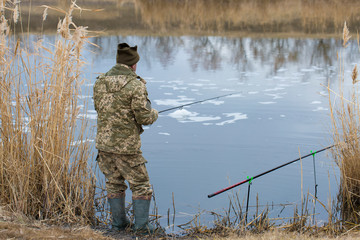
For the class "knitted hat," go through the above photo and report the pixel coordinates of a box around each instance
[116,43,140,66]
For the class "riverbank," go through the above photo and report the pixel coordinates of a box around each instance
[2,207,360,240]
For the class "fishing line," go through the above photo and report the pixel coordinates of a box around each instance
[158,92,242,114]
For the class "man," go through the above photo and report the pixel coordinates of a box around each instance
[93,43,158,233]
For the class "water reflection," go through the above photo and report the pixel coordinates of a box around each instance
[90,36,353,81]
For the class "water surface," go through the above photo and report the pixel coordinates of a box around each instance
[78,35,360,230]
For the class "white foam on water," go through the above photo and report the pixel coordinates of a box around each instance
[259,102,276,104]
[319,91,329,96]
[280,115,286,118]
[248,91,259,95]
[87,110,97,114]
[78,113,97,120]
[312,66,323,70]
[221,88,234,92]
[158,132,170,136]
[226,77,239,81]
[71,139,94,146]
[264,87,285,92]
[301,68,315,72]
[311,101,322,104]
[164,93,173,95]
[216,113,248,125]
[191,89,199,92]
[312,107,328,112]
[168,109,220,123]
[201,100,224,106]
[277,68,287,72]
[78,95,92,99]
[159,85,188,91]
[188,83,205,87]
[265,92,287,99]
[143,126,150,130]
[154,96,195,106]
[226,93,244,98]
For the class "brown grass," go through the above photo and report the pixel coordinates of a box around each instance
[327,22,360,224]
[0,0,96,225]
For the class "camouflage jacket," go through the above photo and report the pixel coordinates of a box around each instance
[93,64,158,154]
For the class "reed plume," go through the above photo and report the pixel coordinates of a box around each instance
[328,22,360,224]
[0,0,95,224]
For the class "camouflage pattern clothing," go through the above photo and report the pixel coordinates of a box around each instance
[93,63,158,198]
[98,151,152,198]
[94,63,158,155]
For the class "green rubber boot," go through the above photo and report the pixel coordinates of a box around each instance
[108,197,130,230]
[132,199,155,234]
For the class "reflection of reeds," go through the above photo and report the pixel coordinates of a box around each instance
[328,22,360,224]
[0,2,95,224]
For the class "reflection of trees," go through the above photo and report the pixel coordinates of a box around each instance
[186,37,222,72]
[89,35,360,83]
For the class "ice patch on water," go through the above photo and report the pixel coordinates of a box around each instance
[71,139,94,146]
[264,87,285,92]
[312,107,328,111]
[311,101,322,104]
[221,88,235,92]
[154,96,195,107]
[265,92,286,99]
[188,83,217,87]
[319,91,328,96]
[78,113,97,120]
[159,84,188,91]
[301,68,315,72]
[78,95,92,99]
[259,102,276,104]
[277,68,287,72]
[159,132,170,136]
[312,66,323,70]
[216,113,248,125]
[201,100,224,106]
[167,109,221,123]
[226,93,244,98]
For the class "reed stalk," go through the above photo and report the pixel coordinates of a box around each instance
[327,22,360,225]
[0,0,95,224]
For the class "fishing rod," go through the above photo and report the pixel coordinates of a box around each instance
[207,144,334,198]
[158,92,240,114]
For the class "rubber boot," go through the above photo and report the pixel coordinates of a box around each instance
[108,197,130,230]
[132,199,155,234]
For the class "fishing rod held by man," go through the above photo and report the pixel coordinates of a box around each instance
[158,92,241,114]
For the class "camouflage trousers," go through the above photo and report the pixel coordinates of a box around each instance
[98,151,153,199]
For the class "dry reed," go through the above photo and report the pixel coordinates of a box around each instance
[0,0,96,224]
[327,22,360,225]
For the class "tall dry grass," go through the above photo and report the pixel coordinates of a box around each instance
[0,0,96,224]
[327,22,360,224]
